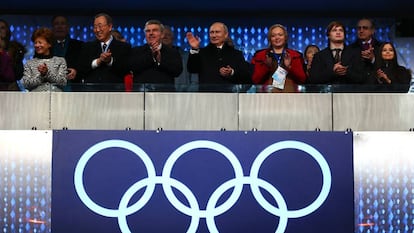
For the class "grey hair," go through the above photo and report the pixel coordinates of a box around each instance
[145,19,165,32]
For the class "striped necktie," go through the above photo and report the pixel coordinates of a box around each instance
[102,43,107,52]
[333,48,341,63]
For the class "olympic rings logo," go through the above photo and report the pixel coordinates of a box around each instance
[74,139,331,233]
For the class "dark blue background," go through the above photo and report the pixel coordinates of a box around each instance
[1,0,412,16]
[52,130,354,233]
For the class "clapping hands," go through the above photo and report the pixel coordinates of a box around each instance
[37,63,48,76]
[98,49,112,65]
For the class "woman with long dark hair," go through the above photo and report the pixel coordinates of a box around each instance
[370,42,412,92]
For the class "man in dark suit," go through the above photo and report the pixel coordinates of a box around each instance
[77,13,131,85]
[129,19,182,86]
[308,21,366,86]
[349,18,383,82]
[186,22,252,91]
[51,15,84,83]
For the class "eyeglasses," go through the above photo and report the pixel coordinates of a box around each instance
[357,26,370,30]
[93,24,108,30]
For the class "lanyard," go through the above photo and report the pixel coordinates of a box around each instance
[270,49,285,66]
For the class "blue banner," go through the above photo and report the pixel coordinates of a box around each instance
[51,130,353,233]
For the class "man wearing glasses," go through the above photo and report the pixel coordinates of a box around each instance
[77,13,131,86]
[349,18,383,83]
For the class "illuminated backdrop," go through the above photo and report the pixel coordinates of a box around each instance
[1,15,403,62]
[1,130,414,232]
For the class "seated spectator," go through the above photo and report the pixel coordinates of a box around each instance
[303,44,320,77]
[186,22,252,91]
[367,42,412,92]
[308,21,366,86]
[129,19,182,86]
[251,24,307,92]
[77,13,131,85]
[0,18,26,89]
[22,27,67,91]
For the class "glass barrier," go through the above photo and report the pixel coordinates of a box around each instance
[1,82,412,93]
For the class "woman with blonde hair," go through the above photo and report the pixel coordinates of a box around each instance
[251,24,307,92]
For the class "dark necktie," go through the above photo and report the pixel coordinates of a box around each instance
[217,47,224,66]
[102,43,107,52]
[333,48,341,63]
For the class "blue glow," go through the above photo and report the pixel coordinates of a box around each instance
[7,22,398,65]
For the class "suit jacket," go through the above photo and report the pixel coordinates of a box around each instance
[349,38,383,82]
[187,43,252,85]
[53,37,84,82]
[129,44,182,84]
[77,38,131,83]
[308,46,366,84]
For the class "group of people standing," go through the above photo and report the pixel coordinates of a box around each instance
[308,19,412,92]
[251,18,411,92]
[0,14,411,92]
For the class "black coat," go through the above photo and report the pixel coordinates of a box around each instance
[53,37,84,82]
[78,39,131,83]
[308,46,366,84]
[129,44,183,84]
[349,38,383,81]
[187,43,252,85]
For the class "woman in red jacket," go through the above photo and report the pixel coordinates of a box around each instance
[251,24,307,92]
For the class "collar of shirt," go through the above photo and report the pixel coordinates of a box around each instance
[362,39,372,45]
[148,43,162,52]
[330,46,344,51]
[101,36,114,50]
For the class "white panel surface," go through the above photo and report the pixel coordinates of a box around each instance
[333,93,414,131]
[238,93,332,131]
[51,92,144,130]
[145,92,238,130]
[0,92,49,129]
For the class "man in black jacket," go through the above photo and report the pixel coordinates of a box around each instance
[129,19,182,87]
[349,18,383,82]
[186,22,252,91]
[77,13,131,86]
[51,15,84,83]
[308,21,366,86]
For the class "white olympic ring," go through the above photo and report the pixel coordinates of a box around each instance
[74,139,332,233]
[250,140,331,218]
[74,139,156,217]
